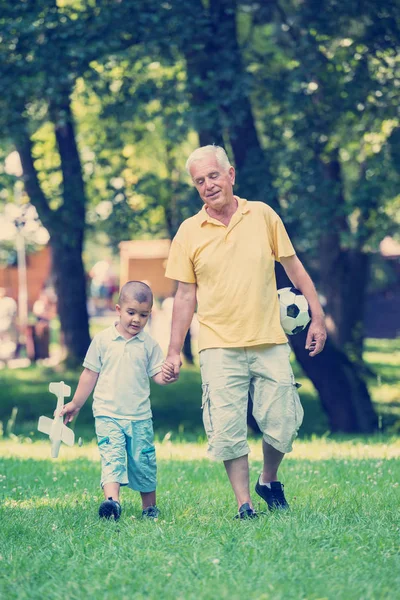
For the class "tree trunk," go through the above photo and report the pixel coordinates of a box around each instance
[276,264,378,432]
[319,157,371,364]
[320,243,371,364]
[15,100,91,364]
[211,4,378,432]
[51,240,91,364]
[290,330,378,432]
[178,0,378,432]
[209,0,278,207]
[177,0,224,147]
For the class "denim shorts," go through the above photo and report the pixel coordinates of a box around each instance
[95,416,157,493]
[199,343,304,460]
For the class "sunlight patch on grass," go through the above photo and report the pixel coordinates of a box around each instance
[4,496,65,509]
[372,387,400,406]
[364,351,400,366]
[1,437,399,463]
[157,438,400,461]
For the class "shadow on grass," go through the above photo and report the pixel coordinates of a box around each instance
[1,337,399,440]
[364,338,400,354]
[3,368,329,442]
[365,362,399,385]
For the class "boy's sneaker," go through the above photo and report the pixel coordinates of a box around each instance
[142,505,160,520]
[99,497,122,521]
[234,502,258,519]
[255,479,289,511]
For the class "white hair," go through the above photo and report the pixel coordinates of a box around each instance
[185,145,231,175]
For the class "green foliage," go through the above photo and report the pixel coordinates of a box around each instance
[242,0,400,252]
[0,0,399,368]
[1,0,398,254]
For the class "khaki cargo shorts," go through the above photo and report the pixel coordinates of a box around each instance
[199,343,304,461]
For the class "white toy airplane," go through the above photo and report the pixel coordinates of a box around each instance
[37,381,75,458]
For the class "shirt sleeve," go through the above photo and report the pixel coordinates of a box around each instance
[82,336,102,373]
[165,237,196,283]
[266,207,296,262]
[147,341,165,377]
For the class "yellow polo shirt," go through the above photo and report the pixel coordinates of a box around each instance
[165,197,295,351]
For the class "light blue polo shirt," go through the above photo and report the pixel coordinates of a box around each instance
[83,324,164,420]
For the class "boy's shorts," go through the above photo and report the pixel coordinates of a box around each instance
[199,343,304,460]
[95,416,157,493]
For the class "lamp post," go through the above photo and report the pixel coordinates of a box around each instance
[4,151,28,348]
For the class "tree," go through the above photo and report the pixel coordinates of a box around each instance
[0,0,153,363]
[1,0,395,430]
[164,0,384,431]
[74,51,200,361]
[266,0,400,365]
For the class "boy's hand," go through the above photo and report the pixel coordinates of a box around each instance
[162,374,179,384]
[57,402,80,424]
[161,360,178,383]
[152,367,178,385]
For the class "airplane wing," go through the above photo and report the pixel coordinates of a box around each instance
[61,425,75,447]
[38,416,53,435]
[49,382,71,397]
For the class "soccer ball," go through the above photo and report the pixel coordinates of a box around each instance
[278,287,310,335]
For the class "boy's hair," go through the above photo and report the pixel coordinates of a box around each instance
[118,281,153,307]
[185,145,231,175]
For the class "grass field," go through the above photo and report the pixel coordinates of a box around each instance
[0,338,399,599]
[1,438,399,600]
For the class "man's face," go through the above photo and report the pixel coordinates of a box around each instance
[190,155,235,212]
[116,298,151,339]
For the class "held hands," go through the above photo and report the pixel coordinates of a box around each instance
[162,353,182,383]
[57,402,81,425]
[305,317,327,357]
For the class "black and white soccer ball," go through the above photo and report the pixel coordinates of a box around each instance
[278,287,311,335]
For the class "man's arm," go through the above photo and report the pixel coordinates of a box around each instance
[280,255,327,356]
[163,281,197,379]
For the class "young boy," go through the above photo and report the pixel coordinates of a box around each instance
[59,280,176,521]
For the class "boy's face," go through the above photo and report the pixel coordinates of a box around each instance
[116,298,152,338]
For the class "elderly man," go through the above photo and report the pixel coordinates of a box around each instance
[163,145,326,518]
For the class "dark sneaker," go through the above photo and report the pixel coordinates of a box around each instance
[142,505,160,520]
[255,479,289,511]
[99,497,122,521]
[234,502,258,519]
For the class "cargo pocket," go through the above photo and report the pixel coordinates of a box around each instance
[201,383,213,437]
[98,436,110,447]
[140,446,156,467]
[291,375,304,430]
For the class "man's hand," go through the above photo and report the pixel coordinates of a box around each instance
[162,352,182,381]
[57,402,81,425]
[153,366,178,385]
[305,317,327,357]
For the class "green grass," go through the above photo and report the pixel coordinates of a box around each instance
[363,339,400,429]
[1,337,399,599]
[0,438,399,599]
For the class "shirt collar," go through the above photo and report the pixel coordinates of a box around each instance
[197,196,250,226]
[112,322,145,342]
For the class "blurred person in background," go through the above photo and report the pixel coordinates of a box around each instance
[0,287,18,363]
